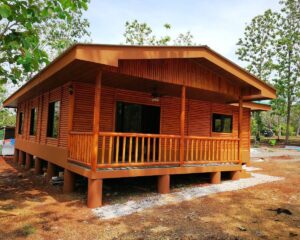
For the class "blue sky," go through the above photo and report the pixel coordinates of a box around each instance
[84,0,280,65]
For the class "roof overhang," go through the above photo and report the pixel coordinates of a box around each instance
[231,101,272,111]
[3,44,276,108]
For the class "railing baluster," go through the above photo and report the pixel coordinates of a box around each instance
[129,137,132,163]
[169,138,172,162]
[135,136,139,163]
[164,138,167,162]
[158,138,161,162]
[115,136,119,163]
[102,136,105,164]
[174,138,177,162]
[147,137,150,162]
[141,137,145,163]
[153,137,156,162]
[122,136,126,163]
[108,136,113,164]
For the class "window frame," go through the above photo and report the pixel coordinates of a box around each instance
[18,111,24,134]
[212,113,233,133]
[47,101,61,138]
[29,107,38,136]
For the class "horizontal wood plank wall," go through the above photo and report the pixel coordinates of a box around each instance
[72,83,250,156]
[116,59,241,99]
[15,83,70,149]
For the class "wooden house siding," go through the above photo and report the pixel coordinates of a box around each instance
[16,83,70,149]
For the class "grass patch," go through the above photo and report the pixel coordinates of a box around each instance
[22,224,36,237]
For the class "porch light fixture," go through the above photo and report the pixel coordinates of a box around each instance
[151,87,161,102]
[68,84,74,95]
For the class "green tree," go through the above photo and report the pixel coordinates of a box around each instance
[0,85,15,126]
[236,0,300,144]
[236,9,279,140]
[123,20,196,46]
[0,0,90,84]
[273,0,300,143]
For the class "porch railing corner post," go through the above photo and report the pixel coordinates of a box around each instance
[180,85,186,165]
[238,96,243,165]
[92,70,102,172]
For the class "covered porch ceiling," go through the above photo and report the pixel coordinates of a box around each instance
[3,44,276,108]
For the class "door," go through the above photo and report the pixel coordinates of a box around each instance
[115,101,160,162]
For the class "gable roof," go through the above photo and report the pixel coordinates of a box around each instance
[3,44,276,107]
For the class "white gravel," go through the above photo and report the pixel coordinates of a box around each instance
[93,173,284,220]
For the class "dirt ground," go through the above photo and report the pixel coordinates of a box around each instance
[0,148,300,240]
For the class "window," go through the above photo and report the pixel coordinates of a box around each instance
[29,108,38,135]
[212,113,232,133]
[47,101,60,138]
[18,112,24,134]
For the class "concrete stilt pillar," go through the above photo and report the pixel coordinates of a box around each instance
[158,175,170,194]
[46,162,56,181]
[87,178,103,208]
[63,169,75,193]
[18,151,24,168]
[34,157,43,175]
[25,153,31,170]
[13,149,19,164]
[230,171,240,181]
[210,172,221,184]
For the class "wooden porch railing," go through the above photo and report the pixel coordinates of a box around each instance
[184,136,239,163]
[68,131,239,168]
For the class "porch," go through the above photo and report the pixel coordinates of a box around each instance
[68,131,240,169]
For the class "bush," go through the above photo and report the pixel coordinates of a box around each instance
[269,139,277,146]
[22,224,36,236]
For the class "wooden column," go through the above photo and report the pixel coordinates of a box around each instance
[158,175,170,194]
[34,157,43,174]
[87,178,103,208]
[210,172,221,184]
[67,83,75,151]
[18,151,24,168]
[63,169,75,193]
[91,71,102,172]
[13,149,19,164]
[230,171,240,180]
[47,162,56,181]
[238,97,243,164]
[180,85,186,165]
[25,153,31,170]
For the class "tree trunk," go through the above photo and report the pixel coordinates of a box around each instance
[285,97,291,145]
[277,115,281,140]
[296,117,300,136]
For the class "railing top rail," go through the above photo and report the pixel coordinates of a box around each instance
[185,135,239,141]
[98,132,181,138]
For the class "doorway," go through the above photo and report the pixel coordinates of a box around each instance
[115,101,160,134]
[115,101,161,162]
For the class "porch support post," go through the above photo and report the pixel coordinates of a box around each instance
[14,149,19,164]
[180,85,186,165]
[157,175,170,194]
[34,157,43,175]
[18,151,24,168]
[63,169,75,193]
[210,172,221,184]
[25,153,31,170]
[67,81,75,151]
[87,178,103,208]
[238,97,243,164]
[230,171,240,181]
[46,162,56,181]
[91,70,102,172]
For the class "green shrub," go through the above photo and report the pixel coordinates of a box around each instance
[22,224,36,236]
[269,139,276,146]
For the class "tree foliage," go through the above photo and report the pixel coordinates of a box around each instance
[236,0,300,143]
[0,0,90,84]
[123,20,196,46]
[0,85,15,126]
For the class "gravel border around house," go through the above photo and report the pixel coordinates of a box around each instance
[93,173,284,220]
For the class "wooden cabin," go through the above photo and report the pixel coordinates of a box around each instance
[3,44,275,208]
